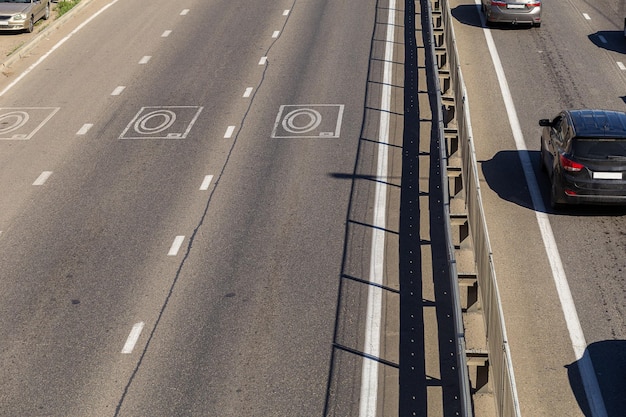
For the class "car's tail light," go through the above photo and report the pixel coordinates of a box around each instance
[492,1,507,6]
[526,2,541,7]
[564,189,578,196]
[559,154,585,172]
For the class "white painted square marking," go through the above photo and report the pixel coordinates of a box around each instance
[119,106,203,140]
[224,125,236,138]
[0,107,59,140]
[243,87,253,98]
[271,104,345,138]
[33,171,53,185]
[200,175,214,190]
[258,56,267,65]
[139,56,151,64]
[168,236,185,256]
[111,86,126,96]
[77,123,93,135]
[162,30,172,37]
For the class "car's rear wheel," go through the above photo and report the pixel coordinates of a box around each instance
[540,139,547,172]
[550,179,564,210]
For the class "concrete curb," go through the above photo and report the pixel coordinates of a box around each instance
[1,0,94,69]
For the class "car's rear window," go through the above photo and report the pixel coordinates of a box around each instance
[572,138,626,159]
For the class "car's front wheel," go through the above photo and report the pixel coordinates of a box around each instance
[26,16,34,33]
[44,3,50,20]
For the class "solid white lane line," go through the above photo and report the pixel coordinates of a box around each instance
[111,86,125,96]
[475,2,607,416]
[272,30,280,38]
[168,236,185,256]
[139,56,151,64]
[0,0,121,97]
[359,1,395,416]
[162,30,172,37]
[77,123,93,135]
[258,56,267,65]
[283,9,289,16]
[180,9,189,15]
[618,62,626,71]
[121,322,145,354]
[243,87,253,98]
[224,126,235,138]
[200,175,213,191]
[33,171,53,186]
[583,13,591,20]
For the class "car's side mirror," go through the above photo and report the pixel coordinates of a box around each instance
[538,119,552,127]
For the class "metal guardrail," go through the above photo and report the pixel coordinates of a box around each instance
[426,0,523,416]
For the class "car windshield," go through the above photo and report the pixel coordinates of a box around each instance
[572,138,626,159]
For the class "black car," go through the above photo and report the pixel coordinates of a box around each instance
[539,109,626,208]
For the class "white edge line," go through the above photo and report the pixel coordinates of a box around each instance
[121,322,145,354]
[0,0,121,97]
[168,236,185,256]
[475,2,608,416]
[359,1,394,416]
[200,175,213,190]
[33,171,53,185]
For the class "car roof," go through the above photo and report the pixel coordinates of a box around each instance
[567,109,626,139]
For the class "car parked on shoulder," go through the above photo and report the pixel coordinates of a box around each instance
[539,109,626,208]
[0,0,50,33]
[481,0,542,27]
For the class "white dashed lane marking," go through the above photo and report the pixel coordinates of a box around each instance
[224,126,235,138]
[200,175,213,191]
[77,124,93,135]
[139,56,151,64]
[180,9,189,15]
[258,56,267,65]
[162,30,172,37]
[33,171,53,185]
[121,322,145,354]
[111,86,125,96]
[243,87,253,98]
[168,236,185,256]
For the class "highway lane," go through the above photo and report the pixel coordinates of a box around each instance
[450,0,626,416]
[0,0,402,415]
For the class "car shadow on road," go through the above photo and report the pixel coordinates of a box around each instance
[588,31,626,55]
[450,4,536,30]
[566,340,626,417]
[480,150,626,216]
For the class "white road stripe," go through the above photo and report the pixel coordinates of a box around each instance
[33,171,53,185]
[121,322,145,354]
[475,2,607,416]
[359,1,394,416]
[258,56,267,65]
[162,30,172,37]
[139,56,151,64]
[583,13,591,20]
[200,175,213,190]
[272,30,280,38]
[168,236,185,256]
[77,123,93,135]
[283,10,289,16]
[224,125,235,138]
[618,61,626,71]
[180,9,189,15]
[111,86,125,96]
[243,87,253,98]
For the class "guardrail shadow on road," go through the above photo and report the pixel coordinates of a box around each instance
[589,32,626,55]
[567,340,626,417]
[481,150,626,216]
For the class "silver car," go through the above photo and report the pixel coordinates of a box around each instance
[0,0,50,33]
[481,0,542,27]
